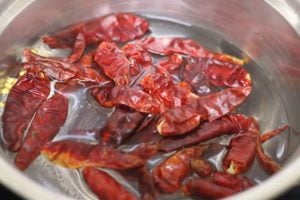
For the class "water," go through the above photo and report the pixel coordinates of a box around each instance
[0,16,289,199]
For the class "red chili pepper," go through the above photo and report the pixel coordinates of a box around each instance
[83,167,138,200]
[190,158,212,177]
[222,114,288,175]
[92,85,163,115]
[41,141,154,169]
[183,56,251,95]
[137,36,208,57]
[184,178,237,199]
[157,86,252,136]
[159,115,237,152]
[24,49,107,83]
[122,43,152,77]
[126,116,162,145]
[155,54,183,81]
[94,42,131,86]
[223,134,256,175]
[67,33,86,63]
[260,125,288,143]
[2,70,50,152]
[43,13,149,49]
[153,145,209,193]
[100,108,145,147]
[140,73,191,109]
[15,93,68,170]
[212,172,252,191]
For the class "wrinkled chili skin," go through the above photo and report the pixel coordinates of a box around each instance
[24,49,107,83]
[140,73,191,109]
[15,93,68,170]
[153,145,208,193]
[155,54,183,81]
[94,42,131,86]
[185,178,236,199]
[159,116,237,152]
[83,167,138,200]
[223,114,285,175]
[157,86,251,136]
[92,85,163,115]
[223,134,256,175]
[137,36,208,57]
[42,141,154,169]
[67,33,86,63]
[183,56,251,95]
[2,70,50,152]
[122,43,152,77]
[43,13,149,49]
[100,108,145,147]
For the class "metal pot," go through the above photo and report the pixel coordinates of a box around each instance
[0,0,299,199]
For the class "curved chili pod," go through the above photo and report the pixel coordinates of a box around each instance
[157,86,252,136]
[223,135,256,175]
[2,70,50,151]
[137,36,208,57]
[67,33,86,63]
[222,114,287,175]
[24,49,107,83]
[100,108,145,147]
[94,42,130,86]
[260,125,289,143]
[185,178,236,199]
[153,145,208,193]
[43,13,149,48]
[159,116,237,152]
[212,172,253,191]
[15,93,68,170]
[92,86,163,115]
[41,141,154,169]
[122,43,152,77]
[83,167,138,200]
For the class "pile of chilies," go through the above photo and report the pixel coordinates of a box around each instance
[2,13,288,200]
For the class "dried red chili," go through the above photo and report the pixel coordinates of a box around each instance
[184,178,236,199]
[92,85,163,114]
[94,42,131,86]
[153,145,209,193]
[2,70,50,152]
[122,43,152,77]
[159,115,237,152]
[83,167,138,200]
[41,140,155,170]
[183,56,251,95]
[140,72,191,109]
[137,36,208,57]
[100,108,145,147]
[67,33,86,63]
[24,49,107,83]
[190,159,213,177]
[157,86,252,136]
[155,54,183,81]
[15,93,68,170]
[43,13,149,48]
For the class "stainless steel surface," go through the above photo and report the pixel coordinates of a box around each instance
[0,0,299,200]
